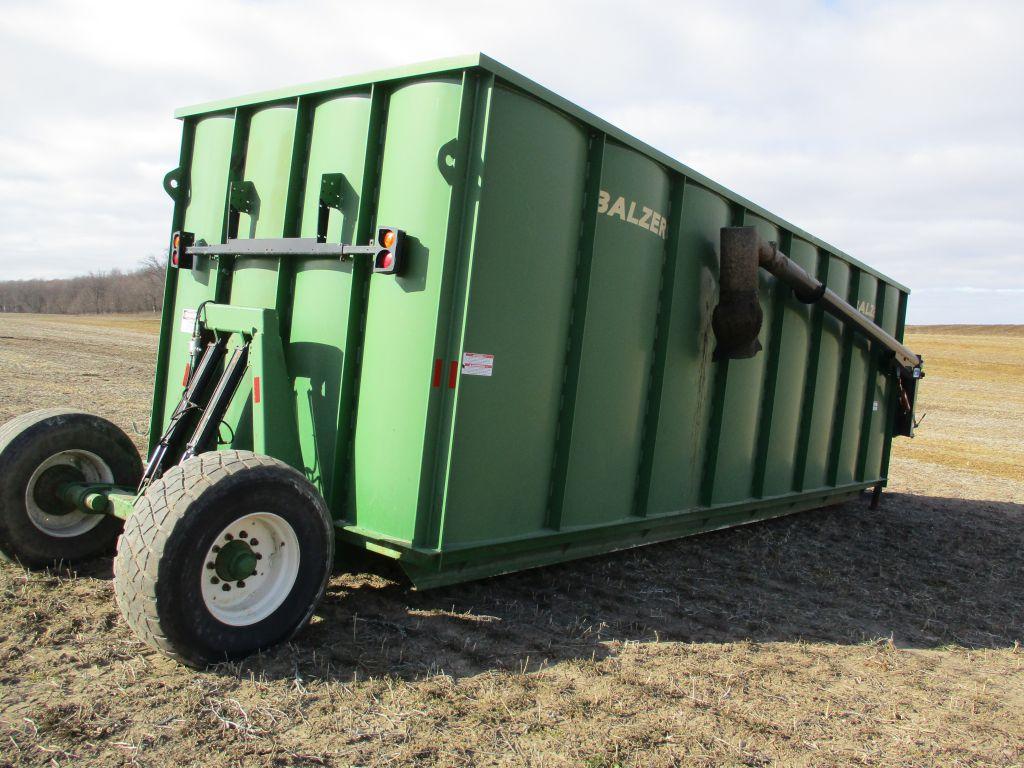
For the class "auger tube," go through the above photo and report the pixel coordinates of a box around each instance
[716,226,923,377]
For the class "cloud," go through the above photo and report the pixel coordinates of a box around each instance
[0,0,1020,322]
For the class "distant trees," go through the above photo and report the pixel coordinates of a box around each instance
[0,258,166,314]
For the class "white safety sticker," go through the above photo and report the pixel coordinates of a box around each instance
[180,307,197,334]
[461,352,494,377]
[873,400,879,412]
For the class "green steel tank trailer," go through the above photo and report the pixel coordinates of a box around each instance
[0,55,923,667]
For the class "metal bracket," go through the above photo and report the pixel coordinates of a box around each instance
[188,238,378,259]
[229,180,259,214]
[320,174,345,209]
[162,168,184,201]
[200,304,303,470]
[317,173,346,243]
[893,367,920,437]
[227,180,259,240]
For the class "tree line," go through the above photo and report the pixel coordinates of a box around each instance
[0,257,166,314]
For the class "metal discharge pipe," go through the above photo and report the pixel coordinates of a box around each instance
[714,226,923,377]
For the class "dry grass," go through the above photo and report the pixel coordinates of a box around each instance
[1,312,163,335]
[0,314,1021,767]
[898,327,1024,486]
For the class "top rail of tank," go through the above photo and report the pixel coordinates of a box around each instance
[173,52,910,293]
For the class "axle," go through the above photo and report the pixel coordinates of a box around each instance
[58,482,137,519]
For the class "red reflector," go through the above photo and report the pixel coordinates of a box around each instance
[181,363,191,387]
[448,360,458,389]
[253,376,261,404]
[171,251,179,267]
[432,358,442,388]
[380,250,394,270]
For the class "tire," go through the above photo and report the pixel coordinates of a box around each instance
[114,450,334,668]
[0,409,141,568]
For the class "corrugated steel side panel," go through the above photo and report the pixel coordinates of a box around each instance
[154,59,911,588]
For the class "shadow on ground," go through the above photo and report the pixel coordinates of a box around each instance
[212,491,1023,683]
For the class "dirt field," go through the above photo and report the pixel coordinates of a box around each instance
[0,313,1021,767]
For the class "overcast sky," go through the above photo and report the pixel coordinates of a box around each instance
[1,0,1020,323]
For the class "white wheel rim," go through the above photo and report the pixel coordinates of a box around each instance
[200,512,301,627]
[24,449,113,538]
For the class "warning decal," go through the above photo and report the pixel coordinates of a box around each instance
[180,307,197,334]
[461,352,494,377]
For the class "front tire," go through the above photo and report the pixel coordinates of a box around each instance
[113,450,334,667]
[0,409,141,567]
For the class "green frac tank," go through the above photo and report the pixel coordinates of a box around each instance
[152,54,918,588]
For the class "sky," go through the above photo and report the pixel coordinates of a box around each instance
[0,0,1020,324]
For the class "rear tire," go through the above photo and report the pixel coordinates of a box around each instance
[113,450,334,667]
[0,409,141,567]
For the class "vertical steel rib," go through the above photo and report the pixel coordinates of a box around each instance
[546,133,606,531]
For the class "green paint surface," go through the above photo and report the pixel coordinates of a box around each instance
[861,283,901,481]
[801,258,851,490]
[560,142,670,527]
[834,271,877,485]
[288,93,372,499]
[350,79,463,544]
[160,114,235,432]
[149,60,914,588]
[441,85,587,546]
[646,184,726,514]
[760,237,818,497]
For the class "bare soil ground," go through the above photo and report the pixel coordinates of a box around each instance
[0,313,1021,767]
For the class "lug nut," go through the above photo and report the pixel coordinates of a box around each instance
[206,562,214,570]
[239,531,248,538]
[225,533,233,541]
[250,539,259,546]
[222,583,231,592]
[237,581,245,588]
[211,577,220,584]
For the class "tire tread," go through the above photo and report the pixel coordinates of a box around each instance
[113,450,320,665]
[0,409,139,566]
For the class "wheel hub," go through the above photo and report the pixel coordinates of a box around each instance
[24,449,113,538]
[31,465,85,517]
[214,539,258,582]
[200,512,301,627]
